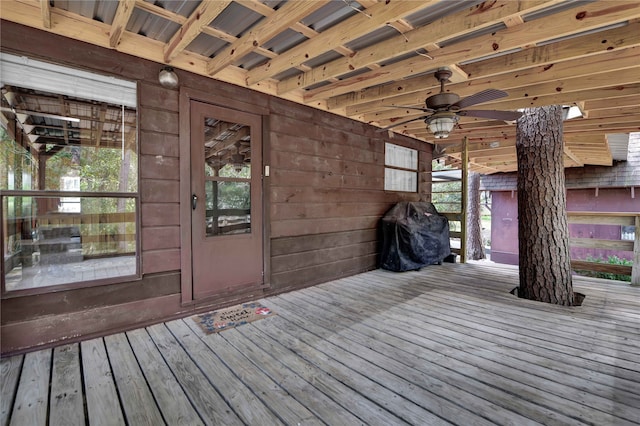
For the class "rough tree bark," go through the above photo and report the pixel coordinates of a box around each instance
[515,105,575,306]
[466,172,485,260]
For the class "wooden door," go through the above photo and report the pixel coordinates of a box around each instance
[190,101,263,300]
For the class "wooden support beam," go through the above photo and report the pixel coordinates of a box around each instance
[247,1,431,85]
[164,1,232,63]
[279,0,561,94]
[40,0,51,29]
[206,1,328,76]
[347,30,640,117]
[309,2,640,103]
[109,0,136,48]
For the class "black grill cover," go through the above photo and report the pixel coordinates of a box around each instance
[380,202,451,272]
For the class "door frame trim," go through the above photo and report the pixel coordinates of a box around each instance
[178,87,269,306]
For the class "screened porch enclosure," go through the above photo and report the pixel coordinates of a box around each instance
[1,54,139,293]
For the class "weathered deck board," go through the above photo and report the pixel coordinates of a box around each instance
[161,320,281,425]
[81,338,126,426]
[271,291,579,425]
[9,350,50,426]
[144,323,243,425]
[49,344,84,426]
[126,328,204,426]
[183,319,325,425]
[285,276,639,424]
[230,322,393,424]
[0,355,22,426]
[1,262,639,425]
[103,333,165,425]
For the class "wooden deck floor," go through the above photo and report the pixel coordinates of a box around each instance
[2,262,639,425]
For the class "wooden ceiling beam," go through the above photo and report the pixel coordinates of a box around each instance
[206,1,328,76]
[40,0,51,29]
[309,2,640,105]
[563,147,584,167]
[0,0,293,100]
[246,1,431,85]
[279,0,561,94]
[164,1,232,63]
[583,95,640,112]
[585,105,638,119]
[379,87,640,133]
[374,83,640,131]
[343,24,640,116]
[109,0,136,48]
[134,0,186,24]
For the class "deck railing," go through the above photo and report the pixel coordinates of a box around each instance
[568,211,639,285]
[442,211,639,285]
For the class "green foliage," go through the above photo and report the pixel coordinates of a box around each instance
[431,160,461,213]
[574,255,632,282]
[1,127,37,190]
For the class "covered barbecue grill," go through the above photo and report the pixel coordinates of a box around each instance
[380,202,451,272]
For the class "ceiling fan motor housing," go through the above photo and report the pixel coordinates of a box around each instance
[426,92,460,110]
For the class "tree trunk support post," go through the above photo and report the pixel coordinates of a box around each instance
[515,106,574,305]
[460,136,468,264]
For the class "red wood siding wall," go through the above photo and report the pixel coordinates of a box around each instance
[0,21,431,354]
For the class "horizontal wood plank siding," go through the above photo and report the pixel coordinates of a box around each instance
[268,97,430,290]
[1,21,431,353]
[1,273,180,323]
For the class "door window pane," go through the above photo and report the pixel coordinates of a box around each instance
[205,181,251,236]
[202,117,252,237]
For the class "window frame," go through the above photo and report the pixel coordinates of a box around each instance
[1,58,141,298]
[384,142,419,193]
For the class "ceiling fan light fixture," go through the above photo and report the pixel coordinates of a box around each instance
[427,112,459,139]
[230,153,245,172]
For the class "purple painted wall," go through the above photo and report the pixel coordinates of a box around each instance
[490,187,639,265]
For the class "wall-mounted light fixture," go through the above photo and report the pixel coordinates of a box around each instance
[158,66,179,89]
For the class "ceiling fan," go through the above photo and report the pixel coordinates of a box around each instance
[378,69,523,139]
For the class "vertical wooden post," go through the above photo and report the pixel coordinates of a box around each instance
[632,215,640,286]
[460,136,468,264]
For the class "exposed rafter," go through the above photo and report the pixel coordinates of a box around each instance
[1,0,638,173]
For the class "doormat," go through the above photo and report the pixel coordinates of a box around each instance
[193,302,275,334]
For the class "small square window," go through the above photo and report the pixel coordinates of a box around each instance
[384,143,418,192]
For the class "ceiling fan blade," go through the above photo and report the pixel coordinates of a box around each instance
[458,109,523,121]
[450,89,508,110]
[375,115,429,132]
[383,105,434,113]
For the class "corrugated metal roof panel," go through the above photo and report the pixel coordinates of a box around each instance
[301,1,360,32]
[123,1,200,42]
[404,0,482,28]
[187,33,228,58]
[345,25,398,51]
[272,68,303,82]
[523,0,595,22]
[262,29,308,55]
[439,22,506,48]
[302,50,344,69]
[209,2,263,38]
[240,52,270,70]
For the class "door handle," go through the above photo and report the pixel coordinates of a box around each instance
[192,194,198,210]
